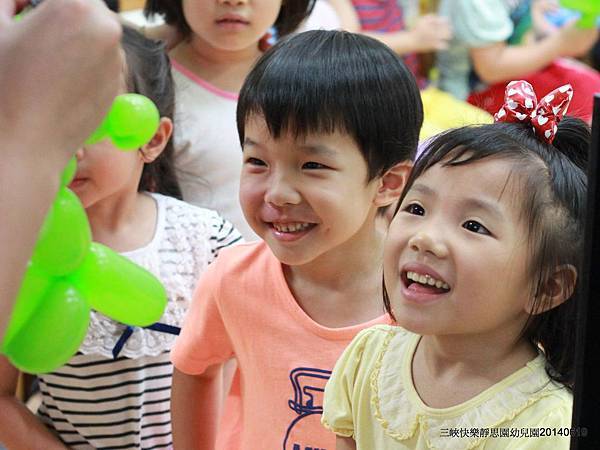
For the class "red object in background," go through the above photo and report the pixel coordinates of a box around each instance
[468,58,600,124]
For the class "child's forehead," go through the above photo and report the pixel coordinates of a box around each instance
[244,115,359,150]
[416,157,527,206]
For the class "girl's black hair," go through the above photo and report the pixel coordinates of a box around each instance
[237,30,424,180]
[383,117,590,390]
[144,0,315,41]
[121,26,182,199]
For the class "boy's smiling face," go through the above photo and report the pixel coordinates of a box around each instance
[239,115,385,267]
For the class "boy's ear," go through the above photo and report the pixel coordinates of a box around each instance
[525,264,577,315]
[373,160,413,207]
[140,117,173,163]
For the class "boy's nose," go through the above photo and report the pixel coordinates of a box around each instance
[264,176,302,207]
[408,231,448,258]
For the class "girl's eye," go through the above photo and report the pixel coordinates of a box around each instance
[302,161,328,170]
[462,220,490,235]
[404,203,425,216]
[246,157,266,166]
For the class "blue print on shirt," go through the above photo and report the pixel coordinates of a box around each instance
[283,367,331,450]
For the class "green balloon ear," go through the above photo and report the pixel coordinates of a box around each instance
[1,264,52,351]
[107,94,160,150]
[70,243,167,326]
[84,94,160,150]
[3,281,90,374]
[32,187,91,276]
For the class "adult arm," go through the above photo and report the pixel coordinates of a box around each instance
[171,365,224,450]
[0,356,68,449]
[0,0,122,338]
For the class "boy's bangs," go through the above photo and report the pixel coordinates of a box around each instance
[237,41,374,141]
[240,81,356,141]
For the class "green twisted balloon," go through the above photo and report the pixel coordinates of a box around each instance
[1,94,168,373]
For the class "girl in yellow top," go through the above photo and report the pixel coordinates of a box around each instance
[322,80,588,449]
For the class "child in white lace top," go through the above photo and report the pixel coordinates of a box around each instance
[0,27,241,450]
[322,82,588,449]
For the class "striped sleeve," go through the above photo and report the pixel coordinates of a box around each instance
[207,212,244,260]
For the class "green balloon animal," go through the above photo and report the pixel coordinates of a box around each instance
[1,94,168,373]
[560,0,600,28]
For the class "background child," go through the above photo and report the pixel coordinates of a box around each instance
[0,27,241,450]
[168,30,423,450]
[143,0,315,240]
[327,0,452,85]
[436,0,600,122]
[322,81,588,449]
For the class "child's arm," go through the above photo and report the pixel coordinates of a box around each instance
[368,14,452,54]
[337,436,357,449]
[0,356,68,449]
[327,0,452,55]
[470,21,598,84]
[171,364,224,450]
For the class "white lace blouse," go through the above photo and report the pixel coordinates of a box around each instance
[36,193,242,449]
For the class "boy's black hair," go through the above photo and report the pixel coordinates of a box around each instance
[144,0,315,41]
[383,117,590,390]
[237,30,424,180]
[121,26,182,199]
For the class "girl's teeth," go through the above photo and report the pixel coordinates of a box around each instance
[406,271,449,290]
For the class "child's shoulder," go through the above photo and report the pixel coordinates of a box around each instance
[152,193,241,243]
[354,323,411,342]
[155,192,225,224]
[343,324,412,361]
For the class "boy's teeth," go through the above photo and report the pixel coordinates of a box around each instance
[407,271,449,290]
[273,222,311,233]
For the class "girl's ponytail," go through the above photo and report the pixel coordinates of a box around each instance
[525,115,590,390]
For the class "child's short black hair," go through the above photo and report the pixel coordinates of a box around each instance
[237,30,423,181]
[144,0,315,41]
[384,117,590,390]
[121,26,182,199]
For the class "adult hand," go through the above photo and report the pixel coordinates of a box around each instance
[0,0,122,338]
[0,0,123,165]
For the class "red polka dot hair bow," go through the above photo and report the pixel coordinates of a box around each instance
[493,80,573,144]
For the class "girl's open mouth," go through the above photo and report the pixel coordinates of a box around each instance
[402,270,451,295]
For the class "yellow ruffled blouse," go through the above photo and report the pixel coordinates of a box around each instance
[322,325,572,449]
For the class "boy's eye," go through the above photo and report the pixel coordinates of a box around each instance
[404,203,425,216]
[302,161,328,170]
[246,157,266,166]
[462,220,490,235]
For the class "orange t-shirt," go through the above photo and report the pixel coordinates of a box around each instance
[171,241,390,450]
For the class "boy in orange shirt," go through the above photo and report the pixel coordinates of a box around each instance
[170,29,423,450]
